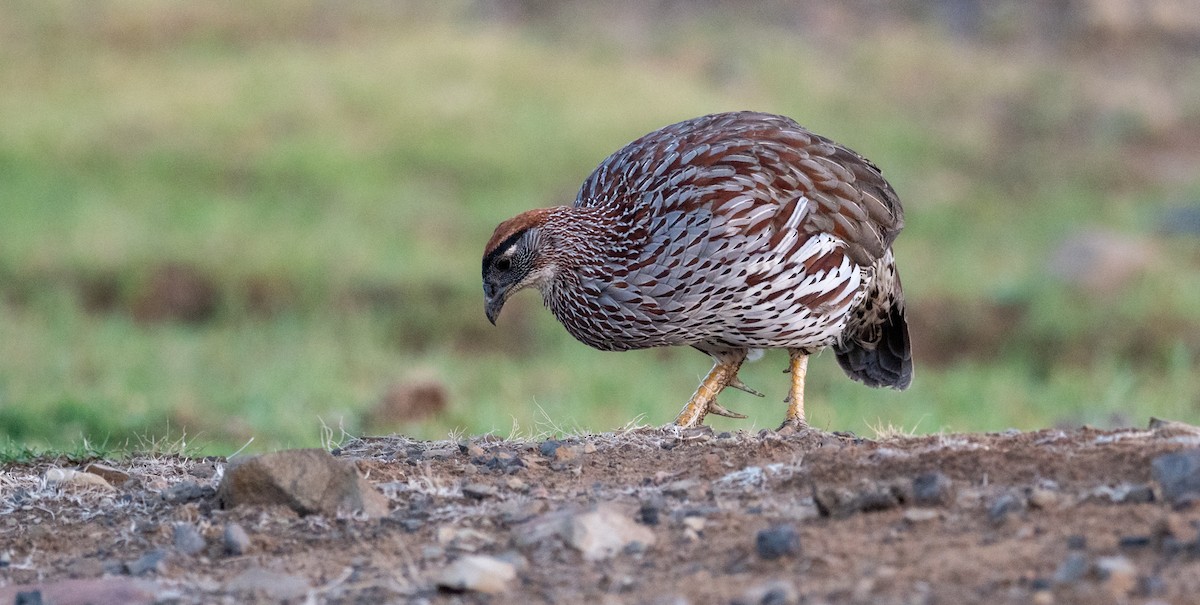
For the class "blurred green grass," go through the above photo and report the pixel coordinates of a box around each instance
[2,1,1199,455]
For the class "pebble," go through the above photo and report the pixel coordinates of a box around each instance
[538,440,564,457]
[732,580,799,605]
[813,481,904,518]
[638,500,662,526]
[755,525,801,560]
[172,523,206,555]
[682,516,705,541]
[43,469,114,491]
[988,492,1026,524]
[1027,487,1060,510]
[1151,449,1200,506]
[564,505,658,561]
[126,549,167,576]
[911,472,955,507]
[1052,552,1089,584]
[436,555,517,594]
[903,508,939,523]
[1094,555,1137,597]
[187,461,218,479]
[663,479,703,499]
[160,481,213,505]
[81,463,131,486]
[223,523,251,556]
[461,483,498,500]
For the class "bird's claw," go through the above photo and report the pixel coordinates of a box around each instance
[707,400,748,419]
[727,376,764,398]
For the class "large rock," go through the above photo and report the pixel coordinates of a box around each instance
[216,449,389,518]
[563,504,657,561]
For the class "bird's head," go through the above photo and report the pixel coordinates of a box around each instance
[482,207,560,324]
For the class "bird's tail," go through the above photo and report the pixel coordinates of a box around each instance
[834,253,913,389]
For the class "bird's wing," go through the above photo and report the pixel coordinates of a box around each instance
[574,111,903,267]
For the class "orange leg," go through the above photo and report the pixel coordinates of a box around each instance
[782,350,809,428]
[673,355,754,428]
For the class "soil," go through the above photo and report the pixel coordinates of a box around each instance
[4,421,1200,604]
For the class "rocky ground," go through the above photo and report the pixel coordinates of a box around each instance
[4,420,1200,604]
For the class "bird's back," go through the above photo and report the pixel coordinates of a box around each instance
[554,112,906,358]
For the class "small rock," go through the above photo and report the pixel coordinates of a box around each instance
[1094,555,1137,597]
[988,492,1026,524]
[436,526,494,552]
[903,508,939,523]
[813,481,905,518]
[15,591,42,605]
[663,479,703,499]
[1027,487,1060,510]
[732,580,798,605]
[187,462,217,479]
[461,483,498,500]
[813,485,859,518]
[1151,449,1200,506]
[44,469,114,491]
[126,550,167,576]
[1117,484,1155,504]
[223,523,251,556]
[496,498,543,525]
[582,442,597,454]
[1052,552,1089,585]
[172,523,206,556]
[481,452,526,474]
[227,567,311,601]
[911,472,954,507]
[1066,535,1087,550]
[160,481,213,505]
[436,555,516,594]
[681,516,705,540]
[755,525,801,560]
[564,505,658,561]
[538,440,563,457]
[216,448,389,518]
[1118,535,1152,550]
[81,463,131,486]
[638,500,662,526]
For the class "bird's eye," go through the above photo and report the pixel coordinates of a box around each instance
[495,257,512,272]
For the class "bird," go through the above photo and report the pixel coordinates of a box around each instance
[482,111,911,429]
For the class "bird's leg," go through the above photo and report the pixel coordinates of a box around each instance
[781,350,809,428]
[673,355,750,428]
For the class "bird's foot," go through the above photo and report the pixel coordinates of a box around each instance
[673,358,751,427]
[775,416,811,436]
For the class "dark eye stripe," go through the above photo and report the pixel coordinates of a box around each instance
[482,230,526,274]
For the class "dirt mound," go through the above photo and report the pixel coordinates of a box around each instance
[4,423,1200,604]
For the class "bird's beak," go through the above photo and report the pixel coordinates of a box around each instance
[484,289,506,325]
